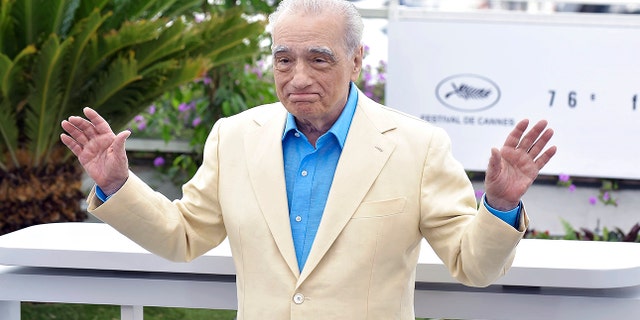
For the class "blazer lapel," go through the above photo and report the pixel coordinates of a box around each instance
[297,98,397,285]
[245,105,300,277]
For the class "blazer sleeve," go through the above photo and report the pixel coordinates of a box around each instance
[88,120,228,262]
[418,127,528,287]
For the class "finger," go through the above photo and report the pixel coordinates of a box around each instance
[61,120,90,146]
[526,128,554,159]
[66,115,100,139]
[534,145,558,170]
[83,107,114,135]
[516,120,548,152]
[60,133,83,158]
[485,147,502,180]
[503,119,529,149]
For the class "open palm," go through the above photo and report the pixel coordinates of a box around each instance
[484,119,557,211]
[61,108,130,196]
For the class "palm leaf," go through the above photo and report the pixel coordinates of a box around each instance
[161,0,203,18]
[25,34,73,167]
[48,0,81,36]
[104,0,188,29]
[88,51,142,111]
[57,9,110,127]
[0,45,37,109]
[100,56,211,130]
[0,46,37,169]
[195,11,266,65]
[1,1,270,172]
[0,0,17,57]
[0,55,17,170]
[11,0,37,48]
[75,0,109,20]
[84,18,165,76]
[134,19,188,69]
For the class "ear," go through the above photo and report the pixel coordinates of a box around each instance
[350,45,364,82]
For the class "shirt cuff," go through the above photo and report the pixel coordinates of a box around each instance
[95,185,112,202]
[483,195,521,229]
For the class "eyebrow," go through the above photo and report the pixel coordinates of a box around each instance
[309,46,336,60]
[272,45,337,60]
[272,45,289,55]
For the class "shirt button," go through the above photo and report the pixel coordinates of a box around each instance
[293,293,305,304]
[295,216,302,222]
[301,170,308,177]
[294,132,301,138]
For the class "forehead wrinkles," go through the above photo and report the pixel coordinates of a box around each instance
[272,13,347,57]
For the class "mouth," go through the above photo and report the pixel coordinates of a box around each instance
[288,92,318,102]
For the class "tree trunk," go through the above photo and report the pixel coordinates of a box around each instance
[0,158,87,235]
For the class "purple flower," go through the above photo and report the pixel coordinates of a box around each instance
[603,192,610,201]
[364,71,373,82]
[202,76,212,85]
[153,156,165,167]
[192,117,202,127]
[148,105,156,114]
[178,103,190,112]
[137,122,146,131]
[568,184,576,192]
[134,115,144,123]
[558,174,570,183]
[589,196,597,205]
[474,190,484,200]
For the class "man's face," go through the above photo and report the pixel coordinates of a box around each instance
[272,12,363,126]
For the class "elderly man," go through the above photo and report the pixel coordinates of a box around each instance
[61,0,556,319]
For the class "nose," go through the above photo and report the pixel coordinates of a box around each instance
[290,61,312,89]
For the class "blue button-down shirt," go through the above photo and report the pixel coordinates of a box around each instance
[282,82,358,272]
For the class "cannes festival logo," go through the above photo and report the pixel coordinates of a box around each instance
[435,74,501,112]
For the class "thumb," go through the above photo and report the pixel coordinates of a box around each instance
[113,130,131,151]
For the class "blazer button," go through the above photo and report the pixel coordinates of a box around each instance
[293,293,305,304]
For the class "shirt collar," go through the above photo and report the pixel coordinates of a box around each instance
[283,82,358,148]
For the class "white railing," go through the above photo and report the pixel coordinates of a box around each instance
[1,222,640,319]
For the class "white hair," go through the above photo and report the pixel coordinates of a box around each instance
[268,0,364,56]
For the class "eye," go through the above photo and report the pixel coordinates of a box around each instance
[277,57,290,64]
[313,57,328,64]
[274,56,292,71]
[310,55,333,69]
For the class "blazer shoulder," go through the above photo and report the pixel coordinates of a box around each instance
[217,102,287,130]
[358,95,444,137]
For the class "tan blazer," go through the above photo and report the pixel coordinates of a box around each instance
[89,93,527,320]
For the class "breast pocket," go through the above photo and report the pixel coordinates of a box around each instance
[351,197,407,219]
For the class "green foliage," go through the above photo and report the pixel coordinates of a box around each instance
[526,218,640,242]
[557,174,619,206]
[22,302,238,320]
[128,58,278,186]
[0,0,267,170]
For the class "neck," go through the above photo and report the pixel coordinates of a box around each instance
[296,119,332,147]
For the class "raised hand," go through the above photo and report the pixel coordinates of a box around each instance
[484,119,557,211]
[60,107,130,196]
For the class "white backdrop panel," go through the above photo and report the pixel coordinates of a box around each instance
[386,10,640,179]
